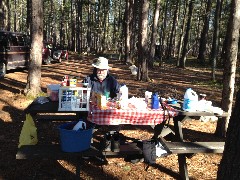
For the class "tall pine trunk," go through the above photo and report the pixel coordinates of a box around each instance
[179,0,194,68]
[149,0,161,68]
[217,90,240,178]
[210,0,221,81]
[24,0,43,97]
[137,0,149,81]
[197,0,212,64]
[215,0,240,137]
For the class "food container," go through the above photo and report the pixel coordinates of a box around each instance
[58,86,91,111]
[69,78,77,87]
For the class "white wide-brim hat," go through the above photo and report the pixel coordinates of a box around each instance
[92,57,111,69]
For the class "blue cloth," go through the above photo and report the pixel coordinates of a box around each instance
[83,68,121,99]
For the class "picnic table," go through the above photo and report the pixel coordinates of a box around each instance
[17,97,228,179]
[17,98,178,177]
[165,101,228,180]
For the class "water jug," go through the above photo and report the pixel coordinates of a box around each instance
[183,88,198,111]
[72,120,86,130]
[151,92,160,109]
[119,84,128,102]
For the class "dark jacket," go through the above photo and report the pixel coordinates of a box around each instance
[83,68,121,99]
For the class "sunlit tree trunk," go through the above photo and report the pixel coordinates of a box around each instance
[176,0,188,67]
[137,0,149,81]
[24,0,43,97]
[0,0,10,30]
[215,0,240,138]
[124,0,131,64]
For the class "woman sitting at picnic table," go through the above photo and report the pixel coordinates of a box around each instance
[83,57,121,152]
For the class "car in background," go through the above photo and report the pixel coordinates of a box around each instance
[0,30,30,78]
[52,44,68,62]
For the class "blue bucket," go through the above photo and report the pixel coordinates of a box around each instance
[58,121,93,152]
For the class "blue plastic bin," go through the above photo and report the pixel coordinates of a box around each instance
[58,121,93,152]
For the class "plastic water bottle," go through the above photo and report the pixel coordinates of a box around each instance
[119,84,128,102]
[151,92,160,109]
[183,88,198,111]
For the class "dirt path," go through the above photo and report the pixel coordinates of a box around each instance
[0,54,225,179]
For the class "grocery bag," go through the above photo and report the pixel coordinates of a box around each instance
[18,114,38,148]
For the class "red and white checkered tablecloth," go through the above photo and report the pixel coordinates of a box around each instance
[87,100,179,125]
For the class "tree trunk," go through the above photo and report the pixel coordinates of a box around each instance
[166,0,179,60]
[159,0,169,64]
[217,89,240,179]
[176,0,188,67]
[128,0,134,64]
[197,0,212,64]
[137,0,149,81]
[179,0,194,68]
[24,0,43,97]
[87,0,91,55]
[210,0,221,81]
[124,0,131,64]
[60,0,66,46]
[149,0,161,69]
[215,0,240,137]
[14,0,17,31]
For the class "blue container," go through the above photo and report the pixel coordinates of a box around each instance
[151,93,160,109]
[58,121,93,152]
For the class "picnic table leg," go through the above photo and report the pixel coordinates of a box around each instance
[75,157,84,179]
[152,121,166,139]
[173,116,184,141]
[178,154,189,180]
[173,115,189,180]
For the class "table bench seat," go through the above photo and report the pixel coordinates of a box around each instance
[16,143,142,160]
[165,141,225,154]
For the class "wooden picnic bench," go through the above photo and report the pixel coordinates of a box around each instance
[164,141,224,154]
[16,143,142,178]
[16,143,142,160]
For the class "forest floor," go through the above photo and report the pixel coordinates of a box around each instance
[0,53,231,179]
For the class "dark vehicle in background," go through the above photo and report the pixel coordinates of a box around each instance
[0,30,30,77]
